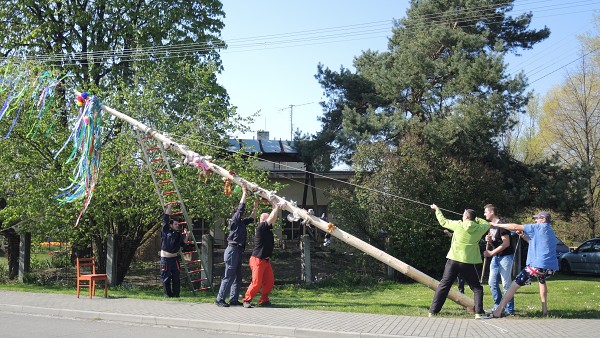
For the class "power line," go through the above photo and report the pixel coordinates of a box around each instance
[176,133,462,216]
[2,0,598,72]
[270,171,446,234]
[529,46,600,84]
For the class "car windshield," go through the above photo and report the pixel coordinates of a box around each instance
[577,239,600,252]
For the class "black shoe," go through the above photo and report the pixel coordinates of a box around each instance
[215,300,230,307]
[229,300,243,306]
[243,301,252,308]
[258,301,272,307]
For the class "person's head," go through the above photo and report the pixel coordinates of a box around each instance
[259,212,269,223]
[170,219,181,232]
[533,211,551,223]
[462,209,476,221]
[483,204,498,221]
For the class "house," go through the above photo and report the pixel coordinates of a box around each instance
[215,131,353,245]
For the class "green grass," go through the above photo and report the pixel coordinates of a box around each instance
[0,268,598,319]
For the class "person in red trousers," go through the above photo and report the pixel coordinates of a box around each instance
[242,200,283,308]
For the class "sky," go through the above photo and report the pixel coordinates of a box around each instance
[217,0,600,142]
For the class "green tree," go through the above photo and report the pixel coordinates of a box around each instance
[329,139,509,278]
[311,0,549,165]
[299,0,589,277]
[0,0,225,91]
[540,49,600,238]
[0,1,265,284]
[505,94,546,164]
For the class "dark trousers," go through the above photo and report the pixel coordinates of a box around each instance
[430,259,484,314]
[161,256,180,297]
[457,274,465,293]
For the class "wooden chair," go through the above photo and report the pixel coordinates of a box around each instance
[76,257,108,298]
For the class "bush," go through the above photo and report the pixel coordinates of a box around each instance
[0,264,7,283]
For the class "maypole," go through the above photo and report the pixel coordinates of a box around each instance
[76,91,475,311]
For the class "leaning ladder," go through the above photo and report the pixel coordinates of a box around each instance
[136,131,211,295]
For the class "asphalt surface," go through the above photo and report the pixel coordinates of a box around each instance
[0,290,597,337]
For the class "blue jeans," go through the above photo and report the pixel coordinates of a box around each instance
[216,245,243,302]
[488,254,514,313]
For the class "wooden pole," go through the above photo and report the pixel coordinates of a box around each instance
[78,92,475,311]
[480,243,492,283]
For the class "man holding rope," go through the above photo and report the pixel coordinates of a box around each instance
[429,204,490,319]
[490,211,558,317]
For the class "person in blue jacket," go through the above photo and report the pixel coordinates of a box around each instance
[491,211,558,317]
[160,204,187,297]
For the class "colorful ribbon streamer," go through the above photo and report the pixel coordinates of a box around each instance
[55,93,103,227]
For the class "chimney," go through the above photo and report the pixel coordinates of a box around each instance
[257,130,269,141]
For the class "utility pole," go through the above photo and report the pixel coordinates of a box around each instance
[289,104,294,141]
[279,102,314,141]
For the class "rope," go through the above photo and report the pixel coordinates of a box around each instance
[179,135,463,216]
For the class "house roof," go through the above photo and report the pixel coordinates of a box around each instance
[228,139,301,162]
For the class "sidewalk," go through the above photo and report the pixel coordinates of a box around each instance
[0,290,596,337]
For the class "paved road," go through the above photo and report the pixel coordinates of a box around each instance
[0,290,597,337]
[0,312,275,338]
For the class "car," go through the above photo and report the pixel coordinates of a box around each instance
[559,238,600,275]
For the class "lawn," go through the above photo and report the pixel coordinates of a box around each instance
[1,255,598,320]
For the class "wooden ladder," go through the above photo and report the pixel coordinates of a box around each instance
[136,131,211,295]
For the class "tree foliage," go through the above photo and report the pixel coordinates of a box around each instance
[539,47,600,237]
[299,0,589,277]
[310,0,549,166]
[0,1,267,284]
[329,139,509,277]
[505,94,546,164]
[0,0,225,92]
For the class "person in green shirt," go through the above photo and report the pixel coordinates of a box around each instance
[429,204,491,319]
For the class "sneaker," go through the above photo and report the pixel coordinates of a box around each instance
[243,301,252,308]
[475,314,492,320]
[215,300,230,307]
[428,312,438,317]
[503,311,514,316]
[484,308,495,314]
[258,301,272,307]
[229,300,243,306]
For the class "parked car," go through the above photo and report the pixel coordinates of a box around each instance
[559,238,600,275]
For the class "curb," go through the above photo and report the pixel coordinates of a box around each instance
[0,303,392,338]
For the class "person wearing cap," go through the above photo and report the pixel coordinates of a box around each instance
[215,184,258,307]
[428,204,491,319]
[160,204,188,298]
[242,199,283,308]
[482,204,515,315]
[490,211,558,317]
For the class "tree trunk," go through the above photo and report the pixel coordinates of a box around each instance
[92,233,107,274]
[4,229,19,279]
[115,236,142,285]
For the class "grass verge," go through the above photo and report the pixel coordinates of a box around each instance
[0,273,597,319]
